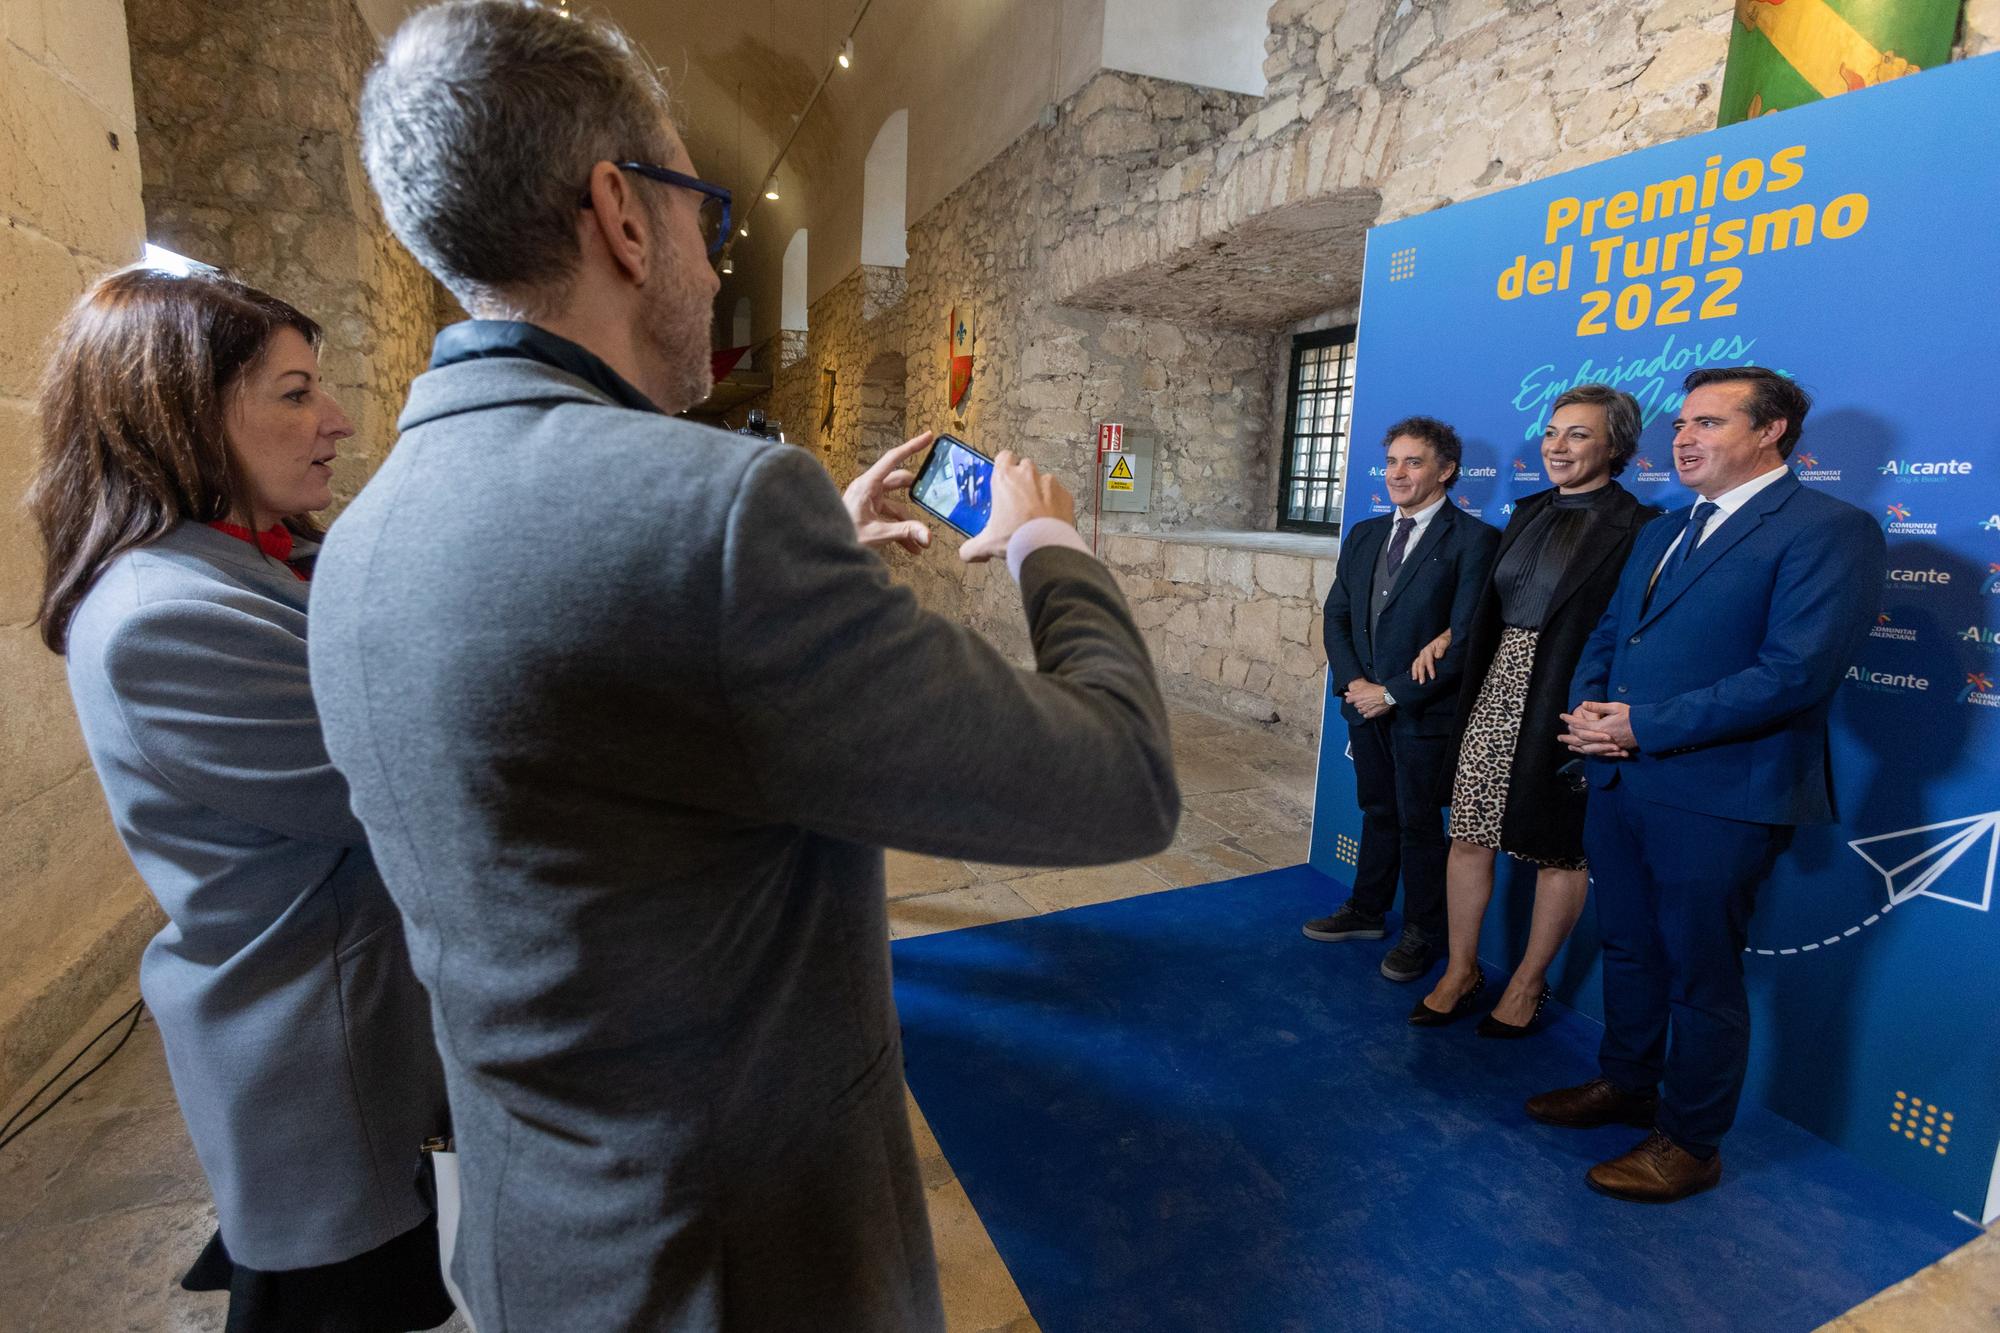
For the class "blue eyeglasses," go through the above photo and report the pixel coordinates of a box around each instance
[579,162,733,259]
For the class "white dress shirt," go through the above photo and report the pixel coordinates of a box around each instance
[1651,463,1790,581]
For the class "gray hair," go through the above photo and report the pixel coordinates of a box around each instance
[360,0,676,313]
[1549,382,1641,477]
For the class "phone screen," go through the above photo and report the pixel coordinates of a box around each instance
[909,434,996,538]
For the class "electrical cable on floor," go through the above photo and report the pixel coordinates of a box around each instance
[0,999,146,1155]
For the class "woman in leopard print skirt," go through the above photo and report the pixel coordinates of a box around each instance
[1410,384,1663,1036]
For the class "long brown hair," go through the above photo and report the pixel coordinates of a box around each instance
[29,268,324,654]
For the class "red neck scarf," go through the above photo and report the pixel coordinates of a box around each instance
[207,521,308,579]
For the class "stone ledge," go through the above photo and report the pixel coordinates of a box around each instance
[1133,528,1341,557]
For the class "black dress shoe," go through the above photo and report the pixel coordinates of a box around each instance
[1477,985,1552,1039]
[1409,969,1485,1026]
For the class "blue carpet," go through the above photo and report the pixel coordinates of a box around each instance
[892,865,1979,1332]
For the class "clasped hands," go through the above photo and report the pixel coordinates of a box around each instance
[1559,700,1636,758]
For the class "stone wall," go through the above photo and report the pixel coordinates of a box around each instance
[126,0,437,506]
[902,71,1279,662]
[0,0,162,1100]
[1105,534,1336,748]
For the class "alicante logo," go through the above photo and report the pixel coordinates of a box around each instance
[1633,455,1673,484]
[1884,503,1939,536]
[1499,501,1516,516]
[1983,515,2000,532]
[1844,665,1928,693]
[1887,567,1950,587]
[1963,627,2000,653]
[1869,613,1917,643]
[1461,465,1498,479]
[1878,459,1973,482]
[1792,451,1842,483]
[1961,672,2000,708]
[1511,458,1542,482]
[1367,466,1387,478]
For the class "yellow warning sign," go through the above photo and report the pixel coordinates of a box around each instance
[1106,454,1134,491]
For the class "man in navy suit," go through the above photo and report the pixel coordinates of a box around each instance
[1531,367,1884,1202]
[1311,418,1500,981]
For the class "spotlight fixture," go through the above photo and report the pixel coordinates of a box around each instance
[719,255,735,275]
[838,38,853,69]
[763,179,780,201]
[738,225,749,237]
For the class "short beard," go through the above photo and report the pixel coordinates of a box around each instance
[642,242,715,415]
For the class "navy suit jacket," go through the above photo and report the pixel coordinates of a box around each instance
[1568,470,1886,826]
[1325,501,1500,733]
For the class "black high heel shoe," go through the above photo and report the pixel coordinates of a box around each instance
[1408,968,1485,1027]
[1477,985,1553,1039]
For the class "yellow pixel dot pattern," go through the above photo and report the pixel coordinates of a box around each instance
[1890,1091,1953,1155]
[1334,834,1359,866]
[1387,247,1418,282]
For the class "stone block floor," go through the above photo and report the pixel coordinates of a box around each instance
[0,703,1991,1330]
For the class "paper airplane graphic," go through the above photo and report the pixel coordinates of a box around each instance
[1848,812,1999,912]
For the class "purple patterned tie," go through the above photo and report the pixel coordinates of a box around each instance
[1385,517,1417,579]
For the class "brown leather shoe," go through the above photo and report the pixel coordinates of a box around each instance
[1587,1130,1723,1203]
[1525,1078,1658,1128]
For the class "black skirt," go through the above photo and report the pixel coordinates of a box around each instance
[181,1212,457,1333]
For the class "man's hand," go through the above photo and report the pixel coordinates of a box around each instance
[1409,628,1452,684]
[844,432,934,554]
[958,450,1076,564]
[1345,679,1394,720]
[1559,700,1636,757]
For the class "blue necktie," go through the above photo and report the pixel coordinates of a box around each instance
[1676,501,1719,571]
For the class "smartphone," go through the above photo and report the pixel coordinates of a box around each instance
[909,433,997,538]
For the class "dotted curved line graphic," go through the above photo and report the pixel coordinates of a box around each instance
[1745,898,1901,957]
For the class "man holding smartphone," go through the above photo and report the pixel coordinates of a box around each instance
[309,5,1180,1331]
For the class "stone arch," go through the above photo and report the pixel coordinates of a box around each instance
[782,229,809,331]
[861,110,908,268]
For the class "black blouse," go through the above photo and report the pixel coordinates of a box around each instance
[1493,487,1617,629]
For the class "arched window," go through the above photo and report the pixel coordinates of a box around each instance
[861,111,908,268]
[782,230,809,331]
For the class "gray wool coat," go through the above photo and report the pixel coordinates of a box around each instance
[62,522,448,1271]
[307,355,1180,1332]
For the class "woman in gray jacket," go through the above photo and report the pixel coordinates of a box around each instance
[30,267,452,1331]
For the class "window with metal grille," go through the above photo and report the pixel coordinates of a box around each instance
[1277,326,1356,532]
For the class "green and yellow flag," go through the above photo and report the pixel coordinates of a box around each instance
[1718,0,1962,125]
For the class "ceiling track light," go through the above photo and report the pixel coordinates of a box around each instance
[763,179,780,201]
[719,255,735,275]
[838,38,854,69]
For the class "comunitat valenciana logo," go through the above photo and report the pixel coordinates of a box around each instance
[1454,494,1482,516]
[1878,459,1974,482]
[1845,665,1928,693]
[1370,492,1392,513]
[1511,458,1542,482]
[1633,455,1674,483]
[1986,563,2000,595]
[1869,612,1917,643]
[1960,672,2000,708]
[1791,450,1841,482]
[1883,503,1939,536]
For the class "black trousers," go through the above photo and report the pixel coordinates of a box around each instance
[1345,717,1453,935]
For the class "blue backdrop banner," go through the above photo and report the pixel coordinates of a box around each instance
[1309,55,2000,1222]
